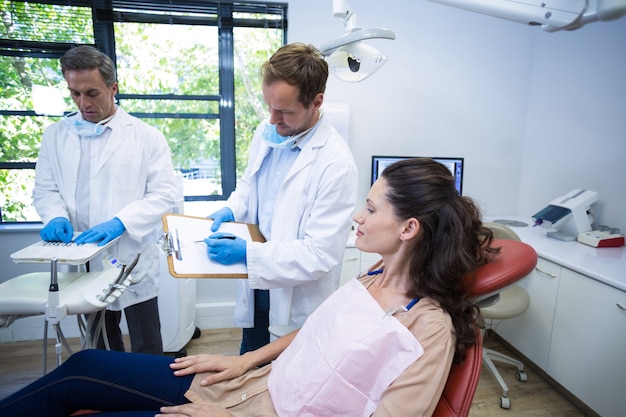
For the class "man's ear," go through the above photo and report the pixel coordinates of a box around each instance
[312,92,324,110]
[401,218,420,241]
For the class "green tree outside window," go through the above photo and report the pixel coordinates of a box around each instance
[0,0,285,222]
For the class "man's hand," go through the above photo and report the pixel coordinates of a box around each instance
[208,207,234,232]
[74,217,125,246]
[204,233,246,265]
[40,217,73,243]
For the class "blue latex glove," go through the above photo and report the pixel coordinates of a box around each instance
[208,207,234,232]
[74,217,126,246]
[204,232,247,265]
[40,217,74,243]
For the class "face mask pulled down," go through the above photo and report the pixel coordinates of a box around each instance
[262,122,312,150]
[62,112,111,138]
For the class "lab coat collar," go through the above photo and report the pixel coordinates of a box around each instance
[91,107,133,175]
[281,115,331,182]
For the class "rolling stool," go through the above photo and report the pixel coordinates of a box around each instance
[481,222,531,409]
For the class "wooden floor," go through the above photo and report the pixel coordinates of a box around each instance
[0,328,586,416]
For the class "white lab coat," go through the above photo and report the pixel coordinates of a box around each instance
[33,108,179,310]
[226,115,358,330]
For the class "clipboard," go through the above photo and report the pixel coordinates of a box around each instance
[161,214,265,278]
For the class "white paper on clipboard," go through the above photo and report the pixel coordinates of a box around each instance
[162,214,264,278]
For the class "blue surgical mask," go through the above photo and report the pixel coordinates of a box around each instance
[262,122,313,150]
[62,112,110,138]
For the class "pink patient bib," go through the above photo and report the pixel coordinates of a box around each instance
[268,277,424,417]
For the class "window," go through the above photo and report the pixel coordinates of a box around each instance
[0,0,286,222]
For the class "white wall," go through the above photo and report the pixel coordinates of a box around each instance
[519,20,626,231]
[288,0,626,231]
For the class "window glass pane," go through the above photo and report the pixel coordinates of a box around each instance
[233,11,284,22]
[114,22,222,200]
[0,168,39,222]
[0,56,70,113]
[141,117,221,197]
[112,2,218,20]
[233,27,283,178]
[1,1,94,44]
[0,114,54,222]
[114,23,219,96]
[0,115,59,162]
[0,28,66,223]
[119,98,219,115]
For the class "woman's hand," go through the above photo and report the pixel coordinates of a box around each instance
[170,354,251,386]
[156,403,234,417]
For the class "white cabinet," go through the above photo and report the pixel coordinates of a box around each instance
[496,255,626,417]
[547,268,626,417]
[340,247,361,286]
[360,251,382,273]
[339,247,381,286]
[496,257,561,369]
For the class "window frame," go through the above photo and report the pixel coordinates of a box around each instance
[0,0,288,222]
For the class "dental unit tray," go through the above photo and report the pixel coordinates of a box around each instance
[10,234,121,264]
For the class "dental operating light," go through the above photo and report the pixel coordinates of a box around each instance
[426,0,626,32]
[319,0,396,82]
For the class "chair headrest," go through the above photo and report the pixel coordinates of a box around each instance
[465,239,537,298]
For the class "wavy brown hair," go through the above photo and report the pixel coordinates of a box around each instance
[260,42,328,108]
[381,158,499,363]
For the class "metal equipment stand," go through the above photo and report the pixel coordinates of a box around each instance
[40,253,140,374]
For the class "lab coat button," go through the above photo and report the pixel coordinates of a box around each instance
[241,393,247,401]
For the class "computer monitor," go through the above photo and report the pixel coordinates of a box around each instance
[371,155,464,196]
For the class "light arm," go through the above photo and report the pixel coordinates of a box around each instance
[426,0,626,33]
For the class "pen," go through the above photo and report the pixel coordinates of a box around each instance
[194,235,236,242]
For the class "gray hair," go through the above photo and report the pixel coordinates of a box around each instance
[60,45,117,86]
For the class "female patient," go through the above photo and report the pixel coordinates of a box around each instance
[0,158,497,417]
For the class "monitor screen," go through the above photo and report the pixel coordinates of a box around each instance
[371,155,464,196]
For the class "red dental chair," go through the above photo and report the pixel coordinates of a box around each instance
[433,238,537,417]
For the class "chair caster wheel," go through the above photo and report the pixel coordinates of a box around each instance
[517,370,528,382]
[500,396,511,409]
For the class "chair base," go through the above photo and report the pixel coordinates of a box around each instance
[482,347,528,409]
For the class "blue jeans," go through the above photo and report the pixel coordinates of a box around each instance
[0,349,193,417]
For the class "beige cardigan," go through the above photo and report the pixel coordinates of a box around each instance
[185,275,455,417]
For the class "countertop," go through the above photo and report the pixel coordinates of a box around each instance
[487,216,626,293]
